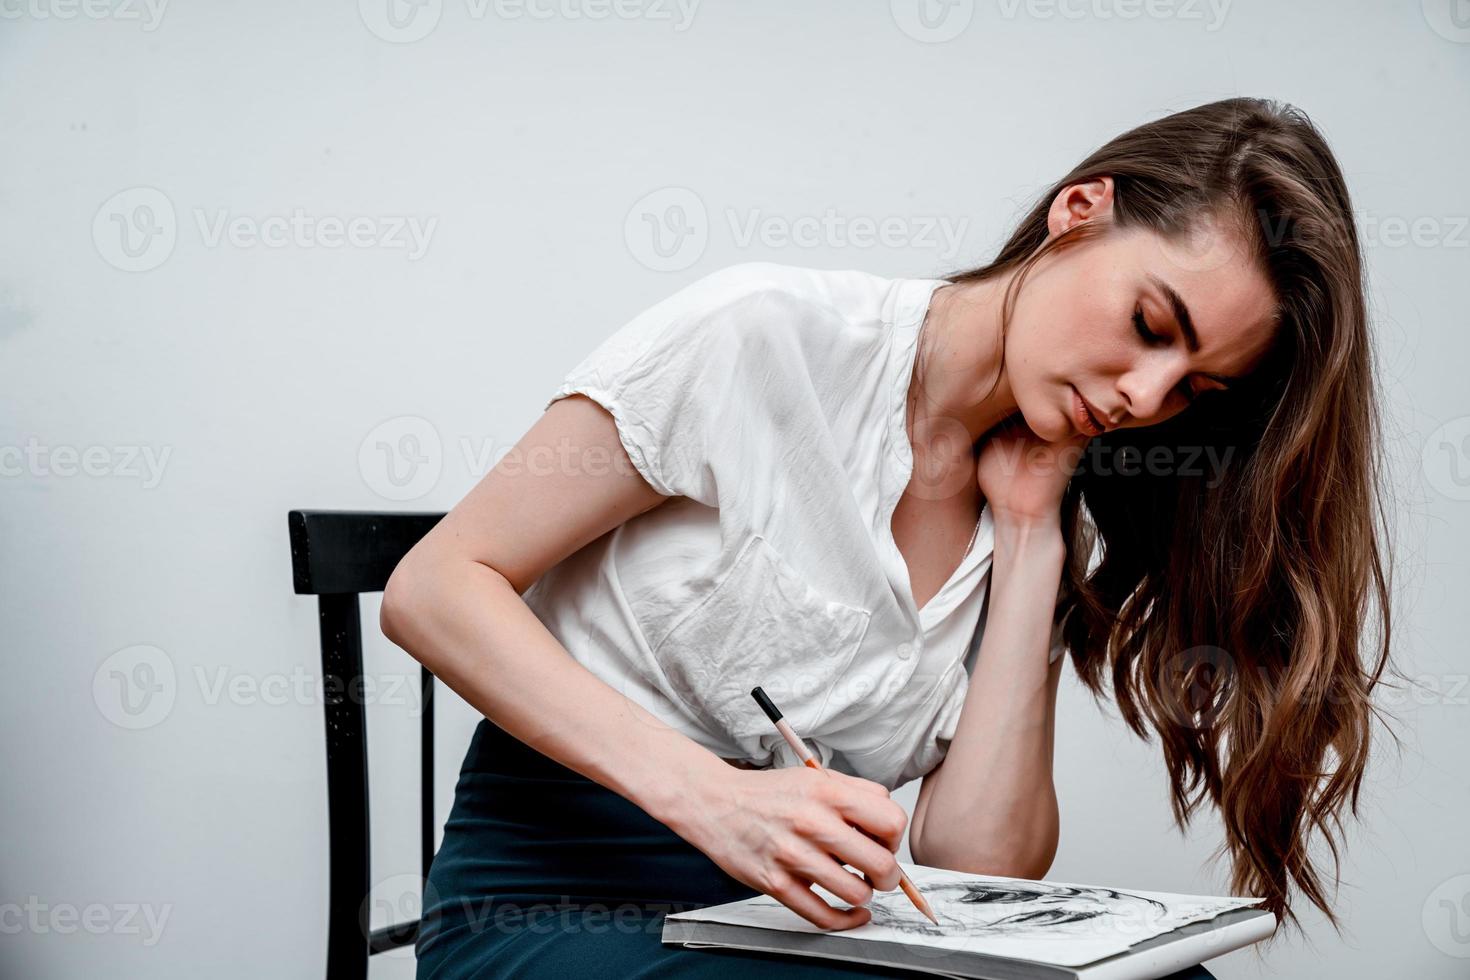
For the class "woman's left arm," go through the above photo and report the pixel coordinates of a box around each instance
[908,517,1068,879]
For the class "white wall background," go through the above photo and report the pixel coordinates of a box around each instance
[2,2,1466,977]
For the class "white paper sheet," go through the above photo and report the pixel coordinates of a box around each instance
[665,864,1264,968]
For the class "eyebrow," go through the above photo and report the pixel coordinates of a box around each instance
[1146,273,1241,387]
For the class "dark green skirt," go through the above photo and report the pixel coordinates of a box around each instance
[416,718,1217,979]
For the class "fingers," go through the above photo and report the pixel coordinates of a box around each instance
[794,780,905,892]
[826,770,892,797]
[826,783,908,853]
[828,825,904,893]
[785,841,877,908]
[769,871,873,932]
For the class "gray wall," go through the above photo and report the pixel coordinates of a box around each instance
[2,2,1465,977]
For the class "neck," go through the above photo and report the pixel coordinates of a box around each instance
[910,270,1024,452]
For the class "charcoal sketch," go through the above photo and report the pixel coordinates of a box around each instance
[741,877,1171,939]
[716,866,1264,964]
[865,878,1169,938]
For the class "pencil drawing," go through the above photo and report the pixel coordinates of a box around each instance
[744,876,1179,940]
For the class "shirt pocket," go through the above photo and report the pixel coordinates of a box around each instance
[650,533,873,745]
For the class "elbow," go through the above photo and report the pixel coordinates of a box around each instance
[912,823,1058,882]
[915,842,1055,882]
[380,557,431,649]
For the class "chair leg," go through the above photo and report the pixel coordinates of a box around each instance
[318,593,371,980]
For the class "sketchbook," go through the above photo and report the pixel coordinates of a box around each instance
[661,864,1274,980]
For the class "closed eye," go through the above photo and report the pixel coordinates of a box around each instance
[1132,306,1163,345]
[1134,306,1197,404]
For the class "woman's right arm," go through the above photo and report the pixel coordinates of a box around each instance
[379,393,908,930]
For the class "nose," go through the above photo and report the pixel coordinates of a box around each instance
[1118,356,1187,423]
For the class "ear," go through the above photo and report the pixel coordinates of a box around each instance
[1045,176,1115,238]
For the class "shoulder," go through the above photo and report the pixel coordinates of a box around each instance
[659,261,892,323]
[560,262,899,412]
[639,262,895,360]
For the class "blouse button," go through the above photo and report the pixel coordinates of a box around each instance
[896,642,913,660]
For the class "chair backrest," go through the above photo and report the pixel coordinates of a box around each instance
[288,509,446,980]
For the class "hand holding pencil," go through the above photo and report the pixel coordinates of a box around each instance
[750,686,939,926]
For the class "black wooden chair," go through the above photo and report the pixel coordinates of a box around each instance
[288,509,447,980]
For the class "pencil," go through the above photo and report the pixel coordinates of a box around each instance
[749,686,939,926]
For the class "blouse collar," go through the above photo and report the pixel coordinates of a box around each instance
[879,275,994,631]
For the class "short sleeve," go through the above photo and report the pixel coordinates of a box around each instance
[892,668,970,789]
[545,263,803,506]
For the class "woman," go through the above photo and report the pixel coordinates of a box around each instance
[382,96,1394,979]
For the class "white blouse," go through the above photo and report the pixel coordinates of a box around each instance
[523,261,1066,791]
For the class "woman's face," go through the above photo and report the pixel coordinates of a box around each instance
[1008,179,1281,443]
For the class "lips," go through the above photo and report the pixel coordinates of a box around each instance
[1072,387,1106,436]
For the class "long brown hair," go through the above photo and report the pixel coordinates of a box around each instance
[928,97,1398,936]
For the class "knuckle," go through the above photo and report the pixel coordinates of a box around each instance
[763,868,793,896]
[808,775,839,805]
[788,809,818,840]
[771,839,803,869]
